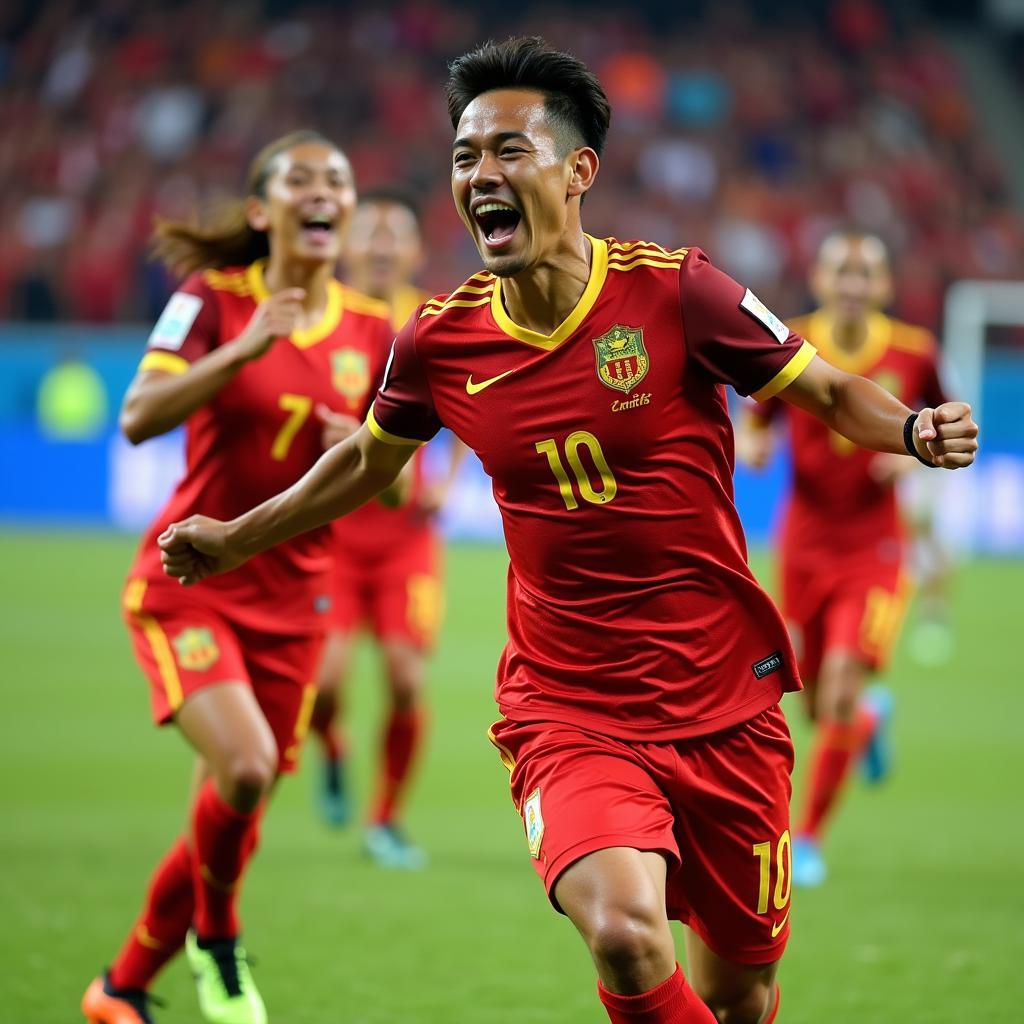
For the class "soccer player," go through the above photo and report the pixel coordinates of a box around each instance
[735,230,951,888]
[157,40,978,1024]
[310,188,466,867]
[81,131,393,1024]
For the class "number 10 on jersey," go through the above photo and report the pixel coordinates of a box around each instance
[535,431,617,510]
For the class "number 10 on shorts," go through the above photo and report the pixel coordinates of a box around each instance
[752,829,792,915]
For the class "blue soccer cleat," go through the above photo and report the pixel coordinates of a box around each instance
[860,685,894,785]
[363,824,427,870]
[792,835,827,888]
[316,756,352,827]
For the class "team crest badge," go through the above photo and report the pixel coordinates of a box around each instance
[331,349,370,407]
[524,788,545,859]
[593,325,649,394]
[172,627,220,672]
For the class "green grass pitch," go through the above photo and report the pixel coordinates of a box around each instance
[1,533,1021,1022]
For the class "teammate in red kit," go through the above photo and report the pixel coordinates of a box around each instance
[157,41,978,1024]
[81,131,392,1024]
[310,188,466,867]
[735,231,951,887]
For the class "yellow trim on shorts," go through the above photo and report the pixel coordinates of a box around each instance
[123,579,184,711]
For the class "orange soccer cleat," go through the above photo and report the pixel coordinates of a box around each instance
[81,972,160,1024]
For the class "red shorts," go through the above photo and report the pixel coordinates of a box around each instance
[122,578,322,774]
[782,557,911,682]
[488,705,795,966]
[330,528,442,651]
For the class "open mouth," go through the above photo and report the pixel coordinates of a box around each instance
[473,202,521,248]
[300,213,336,239]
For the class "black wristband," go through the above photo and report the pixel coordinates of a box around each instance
[904,412,937,467]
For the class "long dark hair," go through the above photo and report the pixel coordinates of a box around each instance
[151,130,340,277]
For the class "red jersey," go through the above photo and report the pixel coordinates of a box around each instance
[369,237,817,740]
[330,284,433,563]
[128,260,392,633]
[755,310,948,570]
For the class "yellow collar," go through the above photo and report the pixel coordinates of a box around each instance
[490,235,608,350]
[807,309,891,374]
[246,260,344,349]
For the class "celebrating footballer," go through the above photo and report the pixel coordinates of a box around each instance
[157,39,978,1024]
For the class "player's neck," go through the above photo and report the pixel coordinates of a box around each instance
[498,230,591,336]
[263,258,334,316]
[828,314,870,354]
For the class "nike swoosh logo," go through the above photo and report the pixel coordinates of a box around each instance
[771,909,790,938]
[466,368,516,395]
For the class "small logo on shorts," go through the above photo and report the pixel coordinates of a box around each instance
[314,594,332,614]
[752,651,783,680]
[173,627,220,672]
[524,788,545,859]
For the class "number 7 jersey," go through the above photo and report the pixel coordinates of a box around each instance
[128,260,392,634]
[370,237,816,739]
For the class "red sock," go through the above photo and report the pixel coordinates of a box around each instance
[371,705,424,825]
[191,779,261,940]
[310,690,346,762]
[798,707,876,840]
[109,837,193,990]
[598,966,716,1023]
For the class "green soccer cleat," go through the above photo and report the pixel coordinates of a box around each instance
[185,930,267,1024]
[364,824,427,870]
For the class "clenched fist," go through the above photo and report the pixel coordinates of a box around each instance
[159,516,246,586]
[913,403,979,469]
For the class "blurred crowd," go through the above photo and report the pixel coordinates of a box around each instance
[1,0,1022,330]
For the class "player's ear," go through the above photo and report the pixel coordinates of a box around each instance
[246,195,270,233]
[566,147,599,201]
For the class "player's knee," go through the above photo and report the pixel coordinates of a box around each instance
[583,904,672,980]
[220,750,277,811]
[698,978,773,1024]
[385,648,423,709]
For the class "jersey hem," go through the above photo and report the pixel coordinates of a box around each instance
[497,683,790,742]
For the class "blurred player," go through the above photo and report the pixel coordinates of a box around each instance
[310,188,466,867]
[157,40,977,1024]
[81,131,392,1024]
[902,470,956,665]
[736,230,951,887]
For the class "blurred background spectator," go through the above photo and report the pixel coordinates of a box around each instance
[1,0,1021,330]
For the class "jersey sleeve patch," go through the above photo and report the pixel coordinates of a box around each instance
[739,289,788,344]
[147,292,204,351]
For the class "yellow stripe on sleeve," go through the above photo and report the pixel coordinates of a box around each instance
[139,351,190,375]
[751,340,817,402]
[366,405,426,447]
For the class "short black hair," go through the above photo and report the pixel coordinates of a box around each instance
[357,185,422,227]
[446,36,611,157]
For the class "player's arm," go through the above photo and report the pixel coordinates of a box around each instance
[779,355,978,469]
[121,287,306,444]
[159,425,416,585]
